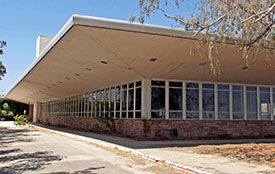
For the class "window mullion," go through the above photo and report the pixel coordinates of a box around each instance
[134,82,136,119]
[182,82,186,119]
[229,85,233,120]
[257,86,260,120]
[244,86,247,120]
[271,89,273,120]
[199,83,203,120]
[120,85,122,118]
[214,84,218,120]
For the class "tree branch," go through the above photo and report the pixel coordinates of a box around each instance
[192,14,227,37]
[244,20,275,47]
[255,3,275,23]
[157,6,187,25]
[241,9,269,23]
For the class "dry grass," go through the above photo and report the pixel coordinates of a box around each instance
[185,143,275,167]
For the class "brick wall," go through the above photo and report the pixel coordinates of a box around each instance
[39,116,275,140]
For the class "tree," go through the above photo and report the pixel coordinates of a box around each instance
[0,100,29,116]
[131,0,275,75]
[0,102,14,117]
[0,40,7,80]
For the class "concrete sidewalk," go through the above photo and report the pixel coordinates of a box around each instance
[1,121,185,174]
[32,124,275,174]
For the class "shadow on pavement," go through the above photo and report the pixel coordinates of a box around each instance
[0,151,63,174]
[0,148,21,155]
[0,126,40,147]
[44,167,105,174]
[0,123,64,174]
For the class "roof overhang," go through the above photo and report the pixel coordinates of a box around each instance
[5,14,275,104]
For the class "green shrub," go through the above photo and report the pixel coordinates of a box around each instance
[13,114,30,126]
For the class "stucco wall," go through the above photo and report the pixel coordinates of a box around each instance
[39,116,275,140]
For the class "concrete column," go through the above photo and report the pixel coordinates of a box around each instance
[33,102,42,123]
[142,78,151,119]
[28,104,34,121]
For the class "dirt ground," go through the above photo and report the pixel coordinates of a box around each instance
[184,143,275,168]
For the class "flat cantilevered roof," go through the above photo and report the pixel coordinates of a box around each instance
[5,14,275,104]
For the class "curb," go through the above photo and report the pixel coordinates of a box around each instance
[30,124,211,174]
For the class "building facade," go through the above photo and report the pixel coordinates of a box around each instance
[6,15,275,140]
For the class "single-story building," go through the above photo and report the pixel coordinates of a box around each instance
[5,14,275,140]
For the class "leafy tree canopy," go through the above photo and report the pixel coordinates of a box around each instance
[0,100,28,117]
[0,40,7,80]
[131,0,275,75]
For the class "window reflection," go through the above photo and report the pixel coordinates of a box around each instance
[169,82,182,119]
[151,81,166,119]
[203,84,214,119]
[232,85,244,119]
[260,87,270,120]
[218,85,229,120]
[186,82,199,119]
[246,86,258,120]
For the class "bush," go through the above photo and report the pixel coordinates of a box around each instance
[13,114,30,126]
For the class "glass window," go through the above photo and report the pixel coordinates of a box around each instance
[186,82,199,119]
[129,83,134,88]
[136,88,141,111]
[151,87,165,118]
[135,112,141,119]
[136,81,141,87]
[218,84,229,120]
[88,93,92,114]
[105,89,110,117]
[169,81,182,87]
[232,85,243,90]
[110,88,115,112]
[128,112,133,118]
[116,86,121,118]
[92,92,96,117]
[152,80,165,86]
[151,81,166,119]
[169,88,182,110]
[232,85,244,119]
[246,86,257,120]
[203,84,214,89]
[128,88,134,111]
[260,87,271,120]
[203,84,215,119]
[247,86,257,91]
[186,82,199,88]
[169,87,182,119]
[101,90,105,117]
[122,85,127,112]
[151,87,165,110]
[96,91,100,117]
[218,84,229,90]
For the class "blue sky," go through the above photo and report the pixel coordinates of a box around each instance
[0,0,194,96]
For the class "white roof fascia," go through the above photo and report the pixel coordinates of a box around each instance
[5,14,197,100]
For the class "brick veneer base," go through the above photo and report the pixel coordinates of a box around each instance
[39,116,275,140]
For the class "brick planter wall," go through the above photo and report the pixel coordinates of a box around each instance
[39,116,275,140]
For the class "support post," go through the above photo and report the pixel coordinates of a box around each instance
[142,78,151,119]
[33,102,42,123]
